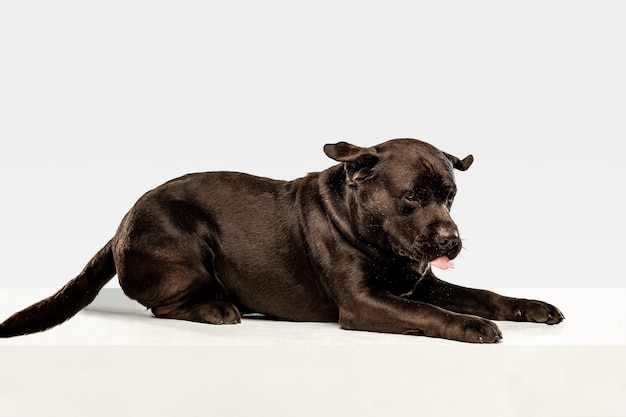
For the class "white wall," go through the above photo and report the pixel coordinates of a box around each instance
[1,1,624,289]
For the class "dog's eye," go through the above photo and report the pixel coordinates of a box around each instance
[442,188,456,205]
[404,190,424,203]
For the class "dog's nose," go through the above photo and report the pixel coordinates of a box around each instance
[436,227,460,249]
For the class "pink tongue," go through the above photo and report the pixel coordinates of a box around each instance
[429,256,455,270]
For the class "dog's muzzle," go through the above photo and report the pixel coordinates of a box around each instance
[393,223,462,272]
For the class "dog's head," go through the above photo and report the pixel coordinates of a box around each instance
[324,138,473,273]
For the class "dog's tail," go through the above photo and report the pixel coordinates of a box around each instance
[0,239,116,338]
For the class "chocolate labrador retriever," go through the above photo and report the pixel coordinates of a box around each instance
[0,138,563,342]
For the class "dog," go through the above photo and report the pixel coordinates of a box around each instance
[0,138,564,343]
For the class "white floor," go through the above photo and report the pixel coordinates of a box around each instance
[1,288,625,417]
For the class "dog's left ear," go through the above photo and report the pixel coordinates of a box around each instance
[324,142,379,185]
[444,152,474,171]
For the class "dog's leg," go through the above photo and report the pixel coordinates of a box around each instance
[338,290,503,343]
[116,235,242,325]
[119,263,242,325]
[406,273,564,324]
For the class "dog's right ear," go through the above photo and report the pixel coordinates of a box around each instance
[444,152,474,171]
[324,142,379,186]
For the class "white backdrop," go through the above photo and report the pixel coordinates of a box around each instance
[1,1,624,289]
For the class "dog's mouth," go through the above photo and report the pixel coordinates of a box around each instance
[389,231,461,274]
[428,255,455,270]
[393,245,457,274]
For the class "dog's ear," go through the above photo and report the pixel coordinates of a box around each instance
[444,152,474,171]
[324,142,379,185]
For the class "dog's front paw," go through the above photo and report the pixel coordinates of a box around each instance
[511,299,565,325]
[441,315,502,344]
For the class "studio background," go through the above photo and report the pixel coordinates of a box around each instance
[1,2,624,291]
[1,4,625,416]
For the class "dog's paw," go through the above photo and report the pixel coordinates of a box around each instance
[153,300,242,325]
[461,316,503,343]
[511,299,565,325]
[442,315,502,344]
[203,301,242,325]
